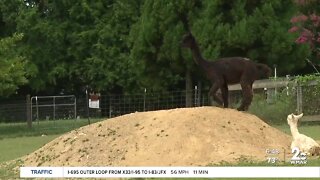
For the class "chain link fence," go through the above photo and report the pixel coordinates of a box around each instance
[0,79,320,126]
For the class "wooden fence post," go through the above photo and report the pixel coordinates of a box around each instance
[26,94,32,128]
[185,70,193,107]
[296,83,303,114]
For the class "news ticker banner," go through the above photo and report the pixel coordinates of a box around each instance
[20,166,320,178]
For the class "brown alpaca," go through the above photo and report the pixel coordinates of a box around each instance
[181,32,271,111]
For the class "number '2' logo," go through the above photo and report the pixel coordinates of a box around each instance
[291,147,307,161]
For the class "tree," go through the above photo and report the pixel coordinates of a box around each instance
[130,0,202,91]
[130,0,203,106]
[1,0,142,94]
[0,33,28,96]
[289,0,320,72]
[0,0,312,97]
[131,0,310,95]
[192,0,309,75]
[67,0,143,93]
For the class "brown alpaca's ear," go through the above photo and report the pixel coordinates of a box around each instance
[182,32,194,43]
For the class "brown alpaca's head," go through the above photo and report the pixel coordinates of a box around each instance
[256,63,272,79]
[181,32,196,48]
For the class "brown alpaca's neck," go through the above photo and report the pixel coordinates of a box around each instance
[289,124,300,139]
[189,40,210,70]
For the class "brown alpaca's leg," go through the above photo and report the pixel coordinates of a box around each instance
[221,83,229,108]
[209,83,223,106]
[237,82,253,111]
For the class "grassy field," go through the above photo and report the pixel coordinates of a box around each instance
[0,118,102,139]
[0,118,103,163]
[0,119,319,179]
[275,123,320,140]
[0,118,104,179]
[0,135,58,163]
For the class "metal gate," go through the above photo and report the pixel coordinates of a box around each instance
[31,95,77,121]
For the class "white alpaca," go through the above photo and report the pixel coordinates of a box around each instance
[287,113,320,156]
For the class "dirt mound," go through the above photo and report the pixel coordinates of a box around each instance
[22,107,291,166]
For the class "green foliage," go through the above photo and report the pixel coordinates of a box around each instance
[130,0,200,91]
[288,0,320,69]
[1,0,142,93]
[193,0,309,74]
[65,0,142,92]
[0,33,28,96]
[296,74,320,115]
[0,0,315,95]
[131,0,310,93]
[248,91,296,125]
[295,73,320,84]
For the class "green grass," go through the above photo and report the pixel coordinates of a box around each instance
[0,118,104,178]
[0,159,23,179]
[0,135,59,163]
[274,123,320,140]
[0,118,103,138]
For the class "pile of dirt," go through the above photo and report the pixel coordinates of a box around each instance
[22,107,291,166]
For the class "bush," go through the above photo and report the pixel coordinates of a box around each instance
[247,91,296,125]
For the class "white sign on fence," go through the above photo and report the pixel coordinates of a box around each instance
[89,93,100,109]
[89,99,99,108]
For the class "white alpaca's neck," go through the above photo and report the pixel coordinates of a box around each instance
[289,124,300,139]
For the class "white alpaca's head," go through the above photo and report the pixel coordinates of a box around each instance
[287,113,303,126]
